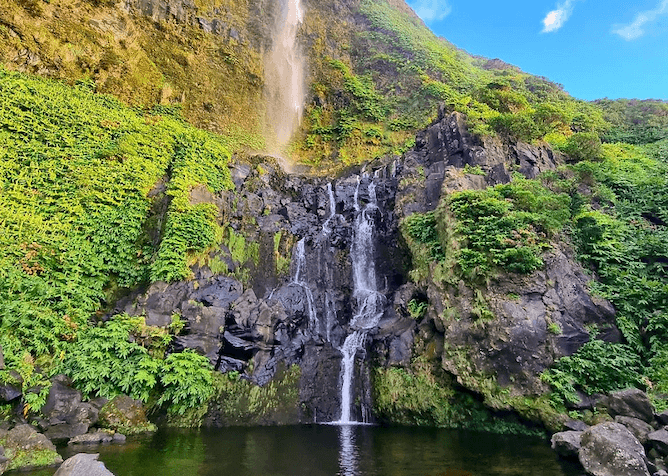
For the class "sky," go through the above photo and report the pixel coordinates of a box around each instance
[406,0,668,101]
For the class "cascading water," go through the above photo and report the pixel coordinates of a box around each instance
[335,178,385,424]
[291,238,317,330]
[264,0,305,153]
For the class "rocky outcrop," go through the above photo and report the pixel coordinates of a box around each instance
[53,453,115,476]
[393,110,619,416]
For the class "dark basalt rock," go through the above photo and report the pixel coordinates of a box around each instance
[647,429,668,456]
[601,389,655,424]
[41,375,98,443]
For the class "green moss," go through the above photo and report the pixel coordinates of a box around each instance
[373,358,545,436]
[170,365,301,427]
[1,446,61,471]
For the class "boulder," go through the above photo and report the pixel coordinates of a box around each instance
[615,416,655,445]
[1,424,63,471]
[564,419,589,432]
[578,422,650,476]
[601,389,655,423]
[98,396,155,434]
[41,375,99,442]
[551,431,582,459]
[647,429,668,456]
[53,453,115,476]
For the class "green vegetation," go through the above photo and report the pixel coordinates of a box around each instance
[373,358,544,436]
[0,67,232,417]
[541,340,643,407]
[403,175,571,284]
[170,365,301,427]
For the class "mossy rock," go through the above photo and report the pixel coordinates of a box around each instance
[98,396,157,435]
[0,424,62,472]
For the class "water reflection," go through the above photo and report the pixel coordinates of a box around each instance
[338,425,358,476]
[16,426,583,476]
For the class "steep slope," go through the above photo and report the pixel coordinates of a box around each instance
[1,0,668,445]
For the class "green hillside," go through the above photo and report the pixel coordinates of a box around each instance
[0,0,668,437]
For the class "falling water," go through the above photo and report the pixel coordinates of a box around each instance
[291,238,317,330]
[264,0,305,153]
[336,178,385,423]
[322,182,339,236]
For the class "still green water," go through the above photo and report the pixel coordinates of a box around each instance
[17,425,583,476]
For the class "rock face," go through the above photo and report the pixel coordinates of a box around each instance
[107,112,618,427]
[53,453,115,476]
[395,110,619,409]
[578,422,650,476]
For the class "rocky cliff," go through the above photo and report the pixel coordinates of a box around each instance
[98,109,619,430]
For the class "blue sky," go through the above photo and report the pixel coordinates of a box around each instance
[407,0,668,101]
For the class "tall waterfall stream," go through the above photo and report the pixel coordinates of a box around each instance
[264,0,305,153]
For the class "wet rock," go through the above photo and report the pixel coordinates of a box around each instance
[551,431,582,459]
[53,453,115,476]
[615,416,654,445]
[601,389,655,423]
[578,422,650,476]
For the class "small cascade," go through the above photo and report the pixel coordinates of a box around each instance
[264,0,305,153]
[291,238,317,330]
[322,182,338,235]
[335,177,385,424]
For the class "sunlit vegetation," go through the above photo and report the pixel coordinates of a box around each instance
[0,67,231,415]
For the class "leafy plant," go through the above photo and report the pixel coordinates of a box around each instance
[541,340,643,407]
[158,350,214,415]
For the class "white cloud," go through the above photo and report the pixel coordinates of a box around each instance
[542,0,577,33]
[612,0,668,40]
[408,0,452,23]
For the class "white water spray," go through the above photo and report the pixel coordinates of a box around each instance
[335,178,384,424]
[291,238,317,330]
[264,0,305,153]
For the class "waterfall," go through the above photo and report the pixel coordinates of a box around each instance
[336,178,384,423]
[322,182,338,236]
[291,238,317,330]
[264,0,305,153]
